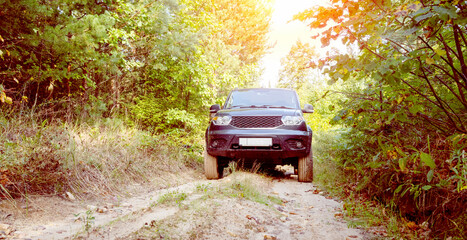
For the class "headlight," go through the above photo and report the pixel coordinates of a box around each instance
[281,116,303,125]
[213,116,232,125]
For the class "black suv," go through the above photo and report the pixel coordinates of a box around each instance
[204,88,314,182]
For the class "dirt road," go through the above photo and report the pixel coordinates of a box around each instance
[1,172,369,239]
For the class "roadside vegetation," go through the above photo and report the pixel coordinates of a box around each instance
[1,0,465,239]
[277,0,466,239]
[0,115,201,200]
[1,0,271,201]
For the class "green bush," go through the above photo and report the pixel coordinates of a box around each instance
[131,96,201,134]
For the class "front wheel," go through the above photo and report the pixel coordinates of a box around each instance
[204,150,223,179]
[298,148,313,182]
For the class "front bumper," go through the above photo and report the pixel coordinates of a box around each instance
[206,128,312,160]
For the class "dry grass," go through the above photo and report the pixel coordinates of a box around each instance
[0,116,203,201]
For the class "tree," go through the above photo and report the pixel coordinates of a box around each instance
[0,0,128,117]
[295,0,467,134]
[0,0,274,137]
[295,0,467,237]
[129,0,273,133]
[278,40,318,90]
[212,0,273,65]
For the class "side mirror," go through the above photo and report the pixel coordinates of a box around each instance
[210,104,221,113]
[302,104,314,113]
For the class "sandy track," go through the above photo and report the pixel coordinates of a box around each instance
[1,173,369,239]
[269,179,363,239]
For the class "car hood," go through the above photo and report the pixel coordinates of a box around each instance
[217,108,302,116]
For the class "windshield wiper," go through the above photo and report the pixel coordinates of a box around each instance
[230,105,251,108]
[230,105,266,108]
[230,105,294,109]
[258,105,294,109]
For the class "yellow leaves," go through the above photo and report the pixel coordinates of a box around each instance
[406,221,418,230]
[333,25,342,34]
[338,68,348,75]
[0,91,12,104]
[431,45,446,57]
[396,96,405,104]
[0,35,3,42]
[425,57,435,65]
[387,150,398,160]
[434,48,445,56]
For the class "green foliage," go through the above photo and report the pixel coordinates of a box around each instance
[296,0,467,238]
[278,40,318,90]
[81,210,96,233]
[296,0,467,134]
[0,0,272,135]
[156,190,188,207]
[131,96,200,133]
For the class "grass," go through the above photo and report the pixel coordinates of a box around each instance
[220,172,282,206]
[0,115,203,201]
[155,191,189,207]
[311,129,437,239]
[127,172,283,239]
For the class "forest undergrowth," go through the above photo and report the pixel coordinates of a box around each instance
[312,128,466,240]
[0,112,203,202]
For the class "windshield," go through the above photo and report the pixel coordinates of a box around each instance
[224,89,300,109]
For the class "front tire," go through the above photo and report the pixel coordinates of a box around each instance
[204,150,222,179]
[298,148,313,182]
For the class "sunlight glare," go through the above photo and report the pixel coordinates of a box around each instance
[261,0,330,87]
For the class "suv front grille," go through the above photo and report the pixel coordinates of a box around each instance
[231,116,282,128]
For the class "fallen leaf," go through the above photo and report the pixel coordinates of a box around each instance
[334,213,343,218]
[66,192,75,201]
[264,234,277,240]
[407,221,418,230]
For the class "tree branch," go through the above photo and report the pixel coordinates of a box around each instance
[453,24,467,83]
[427,65,467,110]
[404,73,442,108]
[387,38,411,54]
[417,58,466,133]
[434,34,467,85]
